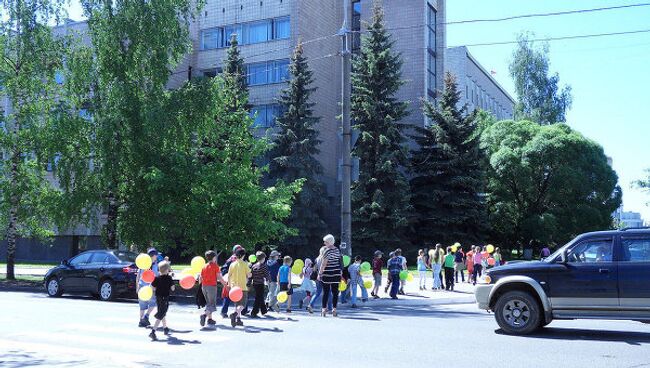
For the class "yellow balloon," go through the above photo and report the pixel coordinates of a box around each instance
[451,246,458,253]
[135,253,152,270]
[277,291,288,303]
[338,280,347,292]
[363,280,373,289]
[191,256,206,273]
[486,244,495,253]
[291,264,302,275]
[138,285,153,301]
[406,273,414,282]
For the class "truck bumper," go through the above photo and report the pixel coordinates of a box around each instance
[475,284,494,310]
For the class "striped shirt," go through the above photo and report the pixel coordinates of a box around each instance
[251,262,270,285]
[321,247,342,284]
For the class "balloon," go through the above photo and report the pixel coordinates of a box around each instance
[406,273,414,282]
[360,261,371,272]
[454,242,461,248]
[190,256,206,273]
[338,280,347,291]
[486,244,495,253]
[363,280,373,289]
[399,270,408,281]
[294,259,304,270]
[342,255,351,267]
[180,275,196,289]
[135,253,152,270]
[248,254,257,263]
[451,246,458,253]
[488,257,496,266]
[141,269,155,284]
[291,264,302,275]
[138,286,153,301]
[229,286,243,302]
[277,291,288,303]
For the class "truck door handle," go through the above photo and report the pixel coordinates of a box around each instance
[599,268,610,274]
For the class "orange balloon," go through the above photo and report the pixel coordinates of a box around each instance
[141,269,155,284]
[179,275,196,290]
[229,286,243,302]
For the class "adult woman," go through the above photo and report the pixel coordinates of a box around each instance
[308,246,332,311]
[318,234,342,317]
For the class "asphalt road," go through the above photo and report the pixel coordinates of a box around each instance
[1,291,650,368]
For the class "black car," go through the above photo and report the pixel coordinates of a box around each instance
[475,227,650,335]
[44,250,139,301]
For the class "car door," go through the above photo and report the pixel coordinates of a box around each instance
[61,252,93,290]
[546,236,618,309]
[617,235,650,311]
[84,252,112,291]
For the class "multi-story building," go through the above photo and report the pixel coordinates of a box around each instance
[620,211,645,228]
[445,46,515,120]
[2,0,447,261]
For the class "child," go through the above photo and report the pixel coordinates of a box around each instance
[466,247,475,284]
[266,250,282,313]
[472,245,483,285]
[431,244,444,290]
[384,251,395,294]
[136,248,159,327]
[199,250,226,327]
[278,256,293,313]
[227,248,251,327]
[443,247,455,291]
[387,251,402,299]
[454,247,465,283]
[493,247,502,268]
[348,256,368,308]
[371,250,382,299]
[417,249,427,290]
[148,261,174,341]
[396,248,407,295]
[299,258,315,313]
[250,251,270,318]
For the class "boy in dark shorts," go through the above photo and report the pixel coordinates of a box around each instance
[148,261,175,341]
[278,256,293,313]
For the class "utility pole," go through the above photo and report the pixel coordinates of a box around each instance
[339,0,352,256]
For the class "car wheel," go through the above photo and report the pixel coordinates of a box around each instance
[46,277,63,297]
[494,290,541,335]
[98,279,115,301]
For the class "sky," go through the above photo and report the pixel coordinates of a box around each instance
[63,1,650,222]
[445,0,650,223]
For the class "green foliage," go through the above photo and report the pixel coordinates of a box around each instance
[633,169,650,206]
[410,73,487,246]
[509,33,572,125]
[481,120,622,249]
[268,43,328,256]
[0,0,68,279]
[351,2,412,254]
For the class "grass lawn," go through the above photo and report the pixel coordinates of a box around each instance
[0,262,57,269]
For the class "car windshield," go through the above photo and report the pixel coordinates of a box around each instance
[113,251,137,263]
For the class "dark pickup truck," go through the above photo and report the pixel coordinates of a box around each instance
[475,227,650,335]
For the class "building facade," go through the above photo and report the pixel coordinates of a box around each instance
[620,211,645,228]
[445,46,515,120]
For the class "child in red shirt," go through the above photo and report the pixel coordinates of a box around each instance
[199,250,226,327]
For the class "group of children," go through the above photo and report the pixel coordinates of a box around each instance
[135,242,503,341]
[416,244,503,292]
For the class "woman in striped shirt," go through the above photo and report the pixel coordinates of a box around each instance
[317,234,342,317]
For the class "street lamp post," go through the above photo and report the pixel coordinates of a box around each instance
[339,0,352,256]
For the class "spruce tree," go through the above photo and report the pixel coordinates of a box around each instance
[410,73,487,246]
[269,43,328,256]
[223,33,248,111]
[351,2,412,254]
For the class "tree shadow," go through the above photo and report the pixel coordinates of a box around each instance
[0,350,88,367]
[504,327,650,346]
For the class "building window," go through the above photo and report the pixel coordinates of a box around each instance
[352,0,361,53]
[250,104,283,128]
[273,17,290,39]
[426,4,437,98]
[201,27,223,50]
[244,20,272,44]
[427,4,436,51]
[246,59,290,86]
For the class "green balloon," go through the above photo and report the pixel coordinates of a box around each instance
[248,254,257,263]
[399,270,408,281]
[343,255,351,267]
[360,261,371,272]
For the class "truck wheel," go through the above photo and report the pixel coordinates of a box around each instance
[494,290,542,335]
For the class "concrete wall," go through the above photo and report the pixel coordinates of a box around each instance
[0,236,103,263]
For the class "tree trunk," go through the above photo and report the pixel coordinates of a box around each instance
[105,190,118,249]
[6,151,20,280]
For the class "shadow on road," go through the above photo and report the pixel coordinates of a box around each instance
[348,304,484,319]
[153,336,201,346]
[500,327,650,345]
[0,351,88,367]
